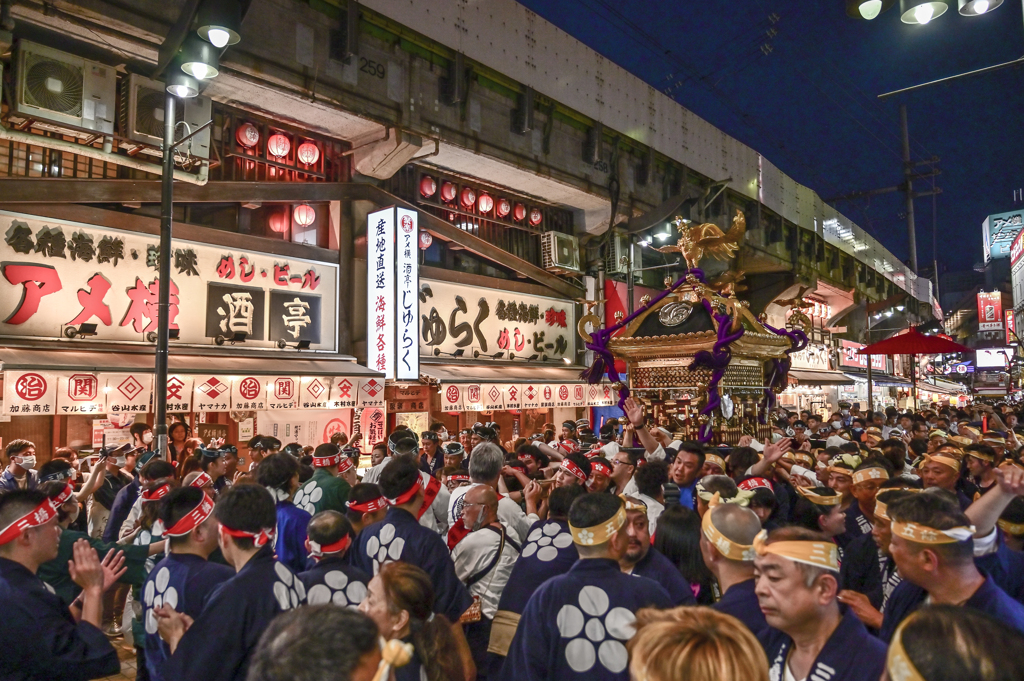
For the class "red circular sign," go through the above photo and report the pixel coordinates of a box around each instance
[239,377,262,400]
[322,418,347,443]
[558,385,569,400]
[446,385,461,403]
[401,215,414,233]
[543,386,552,400]
[15,373,47,401]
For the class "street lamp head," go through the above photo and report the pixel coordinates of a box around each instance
[180,36,221,80]
[847,0,896,19]
[900,0,949,24]
[165,69,199,98]
[958,0,1001,15]
[197,0,243,47]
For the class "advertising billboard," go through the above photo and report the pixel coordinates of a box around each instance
[976,348,1013,370]
[977,291,1003,332]
[983,210,1024,261]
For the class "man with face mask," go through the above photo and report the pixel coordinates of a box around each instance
[130,423,156,466]
[1,439,39,492]
[452,485,521,676]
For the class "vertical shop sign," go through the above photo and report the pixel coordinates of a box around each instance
[1006,309,1016,345]
[395,208,419,380]
[367,208,395,379]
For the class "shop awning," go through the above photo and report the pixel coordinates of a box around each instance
[0,346,380,378]
[918,378,968,396]
[420,362,587,384]
[843,371,912,387]
[789,369,854,386]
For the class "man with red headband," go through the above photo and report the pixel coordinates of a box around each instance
[293,443,353,516]
[0,488,121,680]
[554,452,592,489]
[343,483,389,540]
[140,487,232,681]
[156,485,306,681]
[298,510,370,610]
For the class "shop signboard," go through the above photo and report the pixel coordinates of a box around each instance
[104,373,153,414]
[480,384,505,411]
[463,384,484,411]
[193,375,232,412]
[3,370,57,415]
[359,407,387,453]
[388,385,431,413]
[299,376,331,410]
[521,383,541,409]
[165,375,194,412]
[442,384,465,412]
[230,377,267,411]
[983,210,1024,261]
[587,384,615,407]
[357,378,386,409]
[366,207,396,379]
[789,342,831,371]
[1007,309,1016,346]
[395,208,419,381]
[327,377,357,409]
[839,340,886,371]
[503,383,522,409]
[0,211,338,350]
[419,279,576,363]
[258,408,353,448]
[56,373,105,415]
[977,291,1003,331]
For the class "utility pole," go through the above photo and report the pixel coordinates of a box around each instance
[901,105,918,273]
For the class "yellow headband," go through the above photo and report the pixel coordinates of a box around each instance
[705,454,727,471]
[886,615,925,681]
[966,448,995,462]
[569,504,627,546]
[890,520,975,545]
[852,467,890,486]
[960,426,980,438]
[620,495,648,513]
[918,454,961,473]
[695,483,754,507]
[949,436,973,448]
[701,498,756,562]
[875,498,890,521]
[928,430,948,440]
[998,519,1024,536]
[833,453,863,469]
[784,451,816,468]
[827,465,854,479]
[795,486,842,506]
[752,530,840,572]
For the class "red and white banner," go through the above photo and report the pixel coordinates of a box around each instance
[327,376,357,409]
[57,373,104,415]
[521,383,541,409]
[104,373,152,414]
[3,370,56,416]
[165,375,193,412]
[840,340,886,371]
[503,383,522,409]
[479,384,505,411]
[230,376,267,411]
[193,375,231,412]
[463,384,484,411]
[266,377,299,410]
[299,376,331,410]
[587,384,614,407]
[257,408,353,448]
[441,384,464,412]
[978,291,1003,332]
[360,407,387,453]
[1006,310,1016,346]
[357,378,385,409]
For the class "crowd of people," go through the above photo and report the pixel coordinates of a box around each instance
[4,398,1024,681]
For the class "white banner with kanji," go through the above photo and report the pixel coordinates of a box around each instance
[586,383,614,407]
[359,407,387,453]
[480,384,505,411]
[569,384,586,408]
[256,408,353,448]
[521,382,541,409]
[552,384,573,408]
[356,378,385,409]
[3,370,56,416]
[192,375,232,412]
[503,383,522,409]
[462,384,484,411]
[103,373,152,414]
[56,373,105,415]
[327,376,357,408]
[299,376,331,410]
[230,376,267,411]
[265,377,299,410]
[441,384,464,412]
[165,375,193,412]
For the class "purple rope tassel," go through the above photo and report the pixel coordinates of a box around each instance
[690,301,745,442]
[758,321,809,423]
[581,269,705,411]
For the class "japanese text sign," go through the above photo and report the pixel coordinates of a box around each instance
[4,370,56,415]
[395,209,419,381]
[840,340,886,371]
[366,208,395,380]
[978,291,1003,332]
[103,373,153,414]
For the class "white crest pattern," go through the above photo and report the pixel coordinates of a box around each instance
[521,522,574,562]
[365,523,406,575]
[143,566,179,635]
[293,480,323,515]
[305,570,368,609]
[272,561,306,611]
[555,586,635,673]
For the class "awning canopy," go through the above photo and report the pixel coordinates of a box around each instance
[0,346,381,378]
[788,369,855,386]
[918,378,968,396]
[843,371,912,387]
[420,362,587,384]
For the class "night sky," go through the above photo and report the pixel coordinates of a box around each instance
[517,0,1024,275]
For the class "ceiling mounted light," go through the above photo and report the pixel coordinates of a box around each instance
[180,36,220,80]
[958,0,1001,15]
[165,69,199,98]
[900,0,949,23]
[846,0,896,19]
[196,0,242,48]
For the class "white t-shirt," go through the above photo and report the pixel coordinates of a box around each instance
[636,493,665,535]
[451,525,520,620]
[447,483,533,544]
[360,458,449,534]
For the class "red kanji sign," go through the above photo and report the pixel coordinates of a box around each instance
[68,374,98,401]
[3,264,63,325]
[15,373,48,400]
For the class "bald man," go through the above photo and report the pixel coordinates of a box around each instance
[453,485,521,676]
[699,502,768,636]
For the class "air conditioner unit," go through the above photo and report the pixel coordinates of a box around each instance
[605,231,630,274]
[541,231,581,274]
[121,74,212,159]
[14,41,115,135]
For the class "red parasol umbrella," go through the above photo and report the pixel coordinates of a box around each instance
[855,327,969,356]
[855,327,969,410]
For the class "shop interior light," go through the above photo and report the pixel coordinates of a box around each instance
[562,357,572,364]
[885,310,894,317]
[959,0,1000,14]
[197,0,242,47]
[896,304,905,311]
[847,0,896,19]
[165,69,199,98]
[655,231,672,241]
[180,37,221,80]
[900,0,948,24]
[64,323,98,339]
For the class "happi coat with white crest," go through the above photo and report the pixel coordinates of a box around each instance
[759,608,886,681]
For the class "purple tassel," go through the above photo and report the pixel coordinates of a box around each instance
[758,321,809,421]
[690,300,745,443]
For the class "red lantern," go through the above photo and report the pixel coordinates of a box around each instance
[420,176,437,198]
[460,187,476,208]
[477,193,493,213]
[419,231,433,249]
[440,182,457,203]
[496,198,511,218]
[529,208,543,226]
[293,204,316,227]
[513,203,526,222]
[268,210,290,234]
[267,133,291,158]
[296,141,320,165]
[235,122,259,148]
